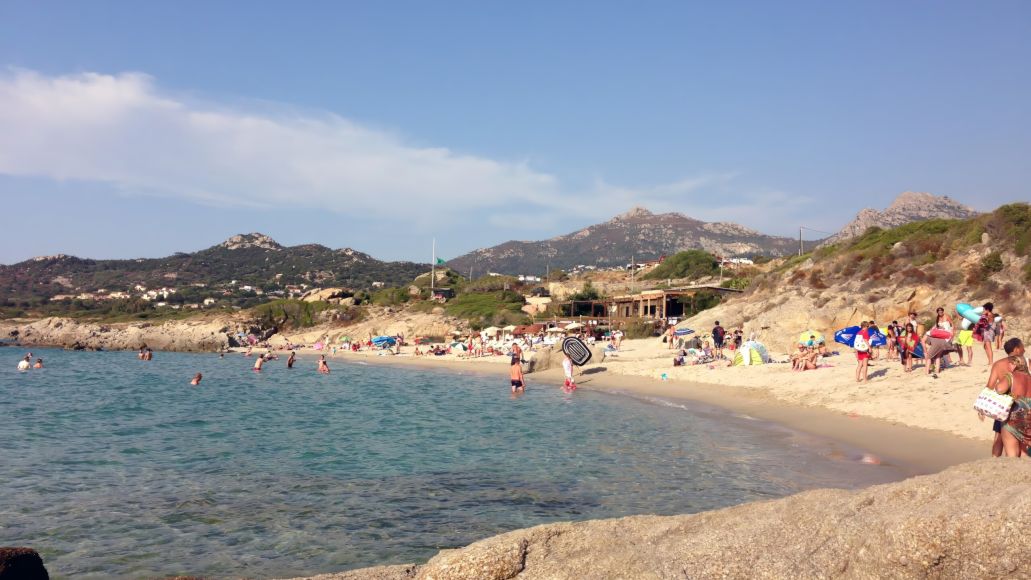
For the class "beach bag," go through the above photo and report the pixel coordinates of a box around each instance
[853,333,869,352]
[974,375,1013,421]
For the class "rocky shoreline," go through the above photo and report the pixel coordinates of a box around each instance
[0,316,271,353]
[293,459,1030,580]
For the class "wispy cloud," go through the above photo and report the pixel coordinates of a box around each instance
[0,69,801,233]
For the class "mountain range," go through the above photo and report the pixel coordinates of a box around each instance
[0,192,978,302]
[446,207,800,275]
[0,234,426,303]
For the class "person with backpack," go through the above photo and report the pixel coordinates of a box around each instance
[854,321,872,383]
[712,321,726,359]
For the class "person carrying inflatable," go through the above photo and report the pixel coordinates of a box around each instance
[973,302,997,366]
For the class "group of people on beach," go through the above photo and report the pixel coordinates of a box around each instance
[852,303,1005,383]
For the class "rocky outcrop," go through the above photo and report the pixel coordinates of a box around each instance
[827,192,978,244]
[0,317,265,352]
[290,459,1031,580]
[0,547,49,580]
[220,232,283,251]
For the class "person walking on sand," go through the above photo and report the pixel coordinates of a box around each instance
[982,338,1025,456]
[998,344,1031,458]
[666,324,676,349]
[509,351,526,393]
[190,373,202,386]
[287,350,296,369]
[854,321,872,383]
[712,322,726,359]
[318,355,330,374]
[973,302,997,366]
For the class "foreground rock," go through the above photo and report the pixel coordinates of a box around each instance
[290,459,1031,580]
[0,547,49,580]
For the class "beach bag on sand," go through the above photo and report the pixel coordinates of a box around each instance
[974,386,1013,422]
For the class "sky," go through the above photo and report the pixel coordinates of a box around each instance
[0,1,1029,264]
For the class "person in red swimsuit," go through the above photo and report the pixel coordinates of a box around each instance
[855,321,872,383]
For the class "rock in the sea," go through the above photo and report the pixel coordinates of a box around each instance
[0,547,49,580]
[294,459,1031,580]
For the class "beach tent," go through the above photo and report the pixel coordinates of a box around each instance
[798,331,825,345]
[313,341,324,350]
[732,340,771,366]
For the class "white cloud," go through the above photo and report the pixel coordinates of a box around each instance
[0,68,799,233]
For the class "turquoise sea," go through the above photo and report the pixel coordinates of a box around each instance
[2,349,904,579]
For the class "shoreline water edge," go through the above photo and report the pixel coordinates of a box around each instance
[7,333,1009,579]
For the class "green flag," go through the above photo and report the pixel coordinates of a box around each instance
[436,258,446,266]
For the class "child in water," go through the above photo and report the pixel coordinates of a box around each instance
[190,373,202,385]
[318,355,330,374]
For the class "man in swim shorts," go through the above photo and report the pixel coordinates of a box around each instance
[510,352,525,393]
[712,321,726,359]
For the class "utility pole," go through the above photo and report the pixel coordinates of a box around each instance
[799,227,803,256]
[430,238,436,294]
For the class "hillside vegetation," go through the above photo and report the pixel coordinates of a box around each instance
[682,203,1031,351]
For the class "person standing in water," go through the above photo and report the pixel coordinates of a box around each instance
[191,373,202,386]
[287,351,296,369]
[317,355,330,374]
[510,352,525,393]
[33,358,43,369]
[253,356,264,372]
[17,355,31,371]
[562,352,576,391]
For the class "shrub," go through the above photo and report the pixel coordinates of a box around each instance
[981,251,1004,274]
[643,251,719,280]
[252,299,333,328]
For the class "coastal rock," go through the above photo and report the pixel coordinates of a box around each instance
[0,547,49,580]
[0,316,253,352]
[293,459,1031,580]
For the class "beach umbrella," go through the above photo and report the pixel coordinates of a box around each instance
[798,331,825,345]
[564,322,583,331]
[482,326,500,336]
[502,325,517,332]
[834,326,887,348]
[547,327,565,333]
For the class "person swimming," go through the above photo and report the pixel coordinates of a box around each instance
[33,358,43,369]
[190,373,202,385]
[317,355,330,374]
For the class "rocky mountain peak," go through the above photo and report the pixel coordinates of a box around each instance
[220,233,282,251]
[828,192,978,244]
[615,206,654,220]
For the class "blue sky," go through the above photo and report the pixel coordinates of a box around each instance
[1,1,1028,264]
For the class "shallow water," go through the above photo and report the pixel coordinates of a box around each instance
[2,349,903,579]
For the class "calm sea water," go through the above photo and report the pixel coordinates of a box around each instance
[2,348,903,579]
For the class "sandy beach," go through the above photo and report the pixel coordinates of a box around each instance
[272,335,994,475]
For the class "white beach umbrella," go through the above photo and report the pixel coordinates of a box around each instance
[482,326,500,336]
[564,322,583,330]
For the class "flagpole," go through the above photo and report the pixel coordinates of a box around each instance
[431,238,436,294]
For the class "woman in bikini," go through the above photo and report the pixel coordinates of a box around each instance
[998,354,1031,457]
